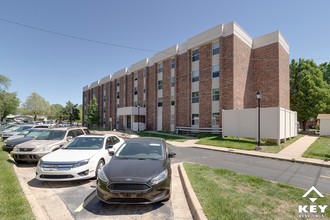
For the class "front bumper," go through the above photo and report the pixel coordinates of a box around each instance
[36,164,96,181]
[11,151,50,162]
[96,178,171,204]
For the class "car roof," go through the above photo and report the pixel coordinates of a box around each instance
[125,137,164,144]
[75,134,118,138]
[47,127,88,131]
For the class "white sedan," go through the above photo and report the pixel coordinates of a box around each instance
[36,134,124,181]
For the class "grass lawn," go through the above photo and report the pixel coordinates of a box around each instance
[195,134,304,153]
[0,143,35,220]
[303,137,330,160]
[137,131,187,142]
[183,162,330,220]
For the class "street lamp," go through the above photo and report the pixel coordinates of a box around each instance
[256,91,262,150]
[137,104,140,132]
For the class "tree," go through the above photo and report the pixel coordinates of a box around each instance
[290,59,330,130]
[85,97,99,128]
[319,62,330,85]
[0,74,11,91]
[21,92,50,121]
[62,101,80,125]
[0,74,19,121]
[48,104,64,121]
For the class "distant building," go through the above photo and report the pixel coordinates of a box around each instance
[82,21,289,132]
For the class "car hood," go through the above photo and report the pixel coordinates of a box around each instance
[41,149,99,162]
[6,137,34,146]
[6,134,25,141]
[104,158,166,182]
[16,140,64,149]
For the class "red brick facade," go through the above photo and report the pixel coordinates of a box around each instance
[83,23,290,132]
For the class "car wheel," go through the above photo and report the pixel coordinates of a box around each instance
[95,159,105,178]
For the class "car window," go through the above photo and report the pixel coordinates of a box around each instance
[26,130,46,138]
[67,130,75,137]
[83,129,91,134]
[62,137,104,150]
[106,137,114,147]
[116,141,165,160]
[37,130,66,140]
[75,129,84,136]
[111,136,120,144]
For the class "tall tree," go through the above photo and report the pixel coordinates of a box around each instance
[0,74,19,121]
[48,104,64,121]
[62,101,80,125]
[290,59,330,130]
[21,92,50,121]
[85,97,99,128]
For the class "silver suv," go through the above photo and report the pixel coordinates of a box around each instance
[11,127,90,163]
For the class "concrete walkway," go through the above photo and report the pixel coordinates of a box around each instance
[277,135,319,158]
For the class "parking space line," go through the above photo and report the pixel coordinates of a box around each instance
[74,190,96,213]
[320,175,330,179]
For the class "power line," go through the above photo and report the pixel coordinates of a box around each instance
[0,17,162,54]
[1,18,330,61]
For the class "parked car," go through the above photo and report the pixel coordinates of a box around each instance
[11,127,90,163]
[36,134,124,181]
[2,128,49,152]
[2,124,49,141]
[96,137,176,204]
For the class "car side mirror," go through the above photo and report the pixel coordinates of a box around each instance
[106,144,113,149]
[168,151,176,158]
[67,136,73,141]
[108,150,115,156]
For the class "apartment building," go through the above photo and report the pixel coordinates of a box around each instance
[82,21,289,132]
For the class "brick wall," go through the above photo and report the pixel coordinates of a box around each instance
[278,44,290,109]
[126,74,133,107]
[110,80,116,129]
[176,51,191,127]
[252,43,280,108]
[146,65,157,130]
[221,35,234,110]
[199,43,212,127]
[138,69,144,106]
[162,58,171,131]
[119,77,125,108]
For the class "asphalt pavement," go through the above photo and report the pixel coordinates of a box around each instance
[12,132,330,219]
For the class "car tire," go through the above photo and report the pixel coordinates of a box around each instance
[95,159,105,178]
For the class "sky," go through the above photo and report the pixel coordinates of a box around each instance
[1,0,330,106]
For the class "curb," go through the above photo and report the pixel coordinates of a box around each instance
[12,162,50,220]
[178,163,207,220]
[191,146,330,168]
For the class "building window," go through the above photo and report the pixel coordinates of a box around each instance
[158,80,163,90]
[117,92,120,99]
[144,85,146,93]
[157,63,163,73]
[117,82,120,87]
[171,76,175,87]
[171,58,176,69]
[192,70,199,82]
[157,97,163,107]
[192,49,199,62]
[212,65,220,78]
[134,72,138,81]
[212,41,220,55]
[192,92,199,103]
[134,101,138,107]
[212,112,220,126]
[192,114,199,126]
[134,87,138,95]
[171,96,175,106]
[212,88,220,101]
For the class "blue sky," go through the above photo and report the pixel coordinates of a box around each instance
[1,0,330,106]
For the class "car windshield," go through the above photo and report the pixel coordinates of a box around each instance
[36,130,66,140]
[26,130,47,138]
[62,137,104,150]
[115,141,165,160]
[15,125,33,132]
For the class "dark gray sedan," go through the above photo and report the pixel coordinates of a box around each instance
[96,137,176,204]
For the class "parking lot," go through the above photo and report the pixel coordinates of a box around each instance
[13,161,192,220]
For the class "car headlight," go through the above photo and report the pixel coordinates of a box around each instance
[72,159,89,168]
[33,146,52,152]
[12,146,18,152]
[151,170,168,185]
[38,159,43,167]
[98,168,109,183]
